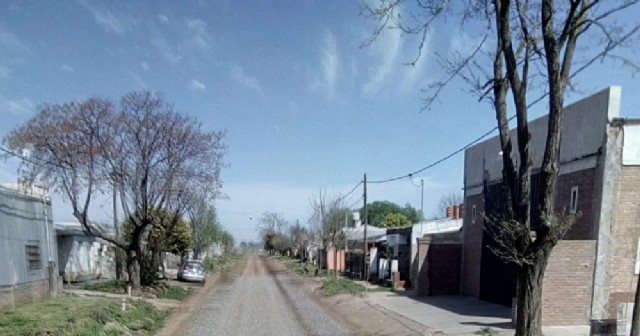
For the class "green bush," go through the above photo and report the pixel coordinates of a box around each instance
[83,279,127,293]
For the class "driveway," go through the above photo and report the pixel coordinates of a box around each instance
[365,291,590,336]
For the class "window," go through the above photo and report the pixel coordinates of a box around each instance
[570,186,579,214]
[25,241,42,271]
[472,205,477,224]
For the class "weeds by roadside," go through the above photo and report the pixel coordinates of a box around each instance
[157,286,194,301]
[82,279,193,301]
[474,326,500,336]
[319,279,366,296]
[0,295,165,336]
[203,252,242,274]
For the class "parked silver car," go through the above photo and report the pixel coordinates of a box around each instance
[177,260,207,285]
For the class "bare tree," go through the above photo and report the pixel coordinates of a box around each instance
[364,1,639,335]
[258,211,290,255]
[309,189,347,279]
[437,191,463,218]
[185,196,222,259]
[4,91,227,289]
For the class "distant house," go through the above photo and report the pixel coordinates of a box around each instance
[55,221,115,282]
[0,183,58,310]
[461,86,640,329]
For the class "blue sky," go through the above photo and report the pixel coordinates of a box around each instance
[0,1,638,242]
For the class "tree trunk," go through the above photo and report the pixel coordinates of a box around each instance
[515,250,551,336]
[630,272,640,336]
[127,249,141,290]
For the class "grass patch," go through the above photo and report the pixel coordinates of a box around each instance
[203,252,243,274]
[0,295,165,336]
[474,327,500,336]
[83,279,128,294]
[157,286,194,301]
[319,278,365,296]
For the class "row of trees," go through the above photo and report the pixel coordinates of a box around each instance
[4,91,228,289]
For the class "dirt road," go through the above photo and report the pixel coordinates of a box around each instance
[184,254,351,336]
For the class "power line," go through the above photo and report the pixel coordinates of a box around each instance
[368,114,517,184]
[0,145,69,170]
[336,180,363,203]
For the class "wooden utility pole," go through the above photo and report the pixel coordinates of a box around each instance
[363,173,368,282]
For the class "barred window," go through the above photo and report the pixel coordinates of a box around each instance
[25,241,42,271]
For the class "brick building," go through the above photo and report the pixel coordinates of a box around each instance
[461,86,640,329]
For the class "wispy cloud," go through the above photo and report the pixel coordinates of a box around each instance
[78,1,133,35]
[157,14,169,23]
[229,63,263,95]
[397,31,432,96]
[185,18,211,50]
[310,30,339,100]
[150,33,183,64]
[0,26,27,53]
[60,64,75,73]
[140,61,150,72]
[0,96,35,115]
[190,79,206,91]
[362,27,401,96]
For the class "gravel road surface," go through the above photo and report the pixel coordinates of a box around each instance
[185,254,351,336]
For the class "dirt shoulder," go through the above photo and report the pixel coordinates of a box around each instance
[264,256,431,336]
[156,256,248,336]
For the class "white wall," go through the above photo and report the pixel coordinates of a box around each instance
[58,236,110,281]
[623,123,640,165]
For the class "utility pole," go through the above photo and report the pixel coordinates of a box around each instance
[363,173,368,283]
[420,178,424,221]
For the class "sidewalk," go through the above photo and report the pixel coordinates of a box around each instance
[363,290,590,336]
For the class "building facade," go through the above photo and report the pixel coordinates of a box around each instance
[461,86,640,328]
[0,184,58,309]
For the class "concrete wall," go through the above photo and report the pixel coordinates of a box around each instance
[326,247,345,271]
[0,185,56,287]
[0,184,57,309]
[57,235,114,282]
[542,240,597,326]
[464,86,621,196]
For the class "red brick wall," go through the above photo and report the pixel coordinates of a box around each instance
[462,194,484,297]
[607,166,640,318]
[541,240,596,326]
[428,244,461,295]
[554,168,598,240]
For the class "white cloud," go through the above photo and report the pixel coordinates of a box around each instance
[229,63,263,95]
[0,96,35,115]
[310,30,339,100]
[140,61,150,71]
[79,1,132,35]
[362,27,402,96]
[157,14,169,23]
[190,79,206,91]
[60,64,75,73]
